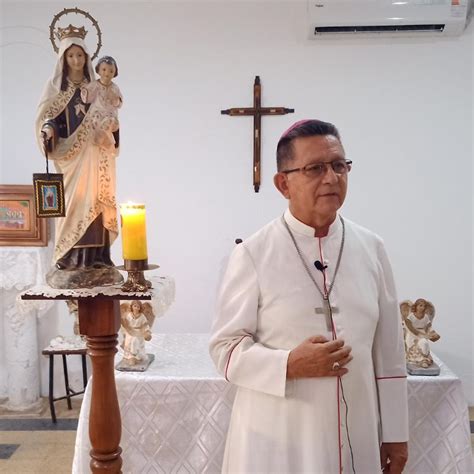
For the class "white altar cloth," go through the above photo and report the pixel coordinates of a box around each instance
[73,335,473,474]
[0,246,52,409]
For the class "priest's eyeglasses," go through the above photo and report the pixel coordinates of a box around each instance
[281,159,352,178]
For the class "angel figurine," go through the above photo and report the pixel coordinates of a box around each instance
[116,300,156,371]
[400,298,440,375]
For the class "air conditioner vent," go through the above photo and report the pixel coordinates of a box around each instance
[314,24,445,35]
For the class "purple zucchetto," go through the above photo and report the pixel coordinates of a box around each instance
[279,119,313,141]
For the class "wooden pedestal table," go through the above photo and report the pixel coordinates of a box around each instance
[21,289,152,474]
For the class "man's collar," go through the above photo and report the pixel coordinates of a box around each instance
[283,208,341,238]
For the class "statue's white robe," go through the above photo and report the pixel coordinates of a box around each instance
[210,210,408,474]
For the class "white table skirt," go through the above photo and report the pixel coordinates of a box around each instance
[73,334,473,474]
[0,246,52,409]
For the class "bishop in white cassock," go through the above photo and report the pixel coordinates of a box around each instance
[210,120,409,474]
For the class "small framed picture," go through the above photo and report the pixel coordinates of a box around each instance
[33,173,65,217]
[0,185,48,246]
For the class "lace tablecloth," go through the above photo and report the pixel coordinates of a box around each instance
[406,355,473,473]
[0,246,52,408]
[0,246,52,291]
[73,336,473,474]
[73,334,235,473]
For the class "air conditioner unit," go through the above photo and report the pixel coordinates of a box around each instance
[308,0,471,38]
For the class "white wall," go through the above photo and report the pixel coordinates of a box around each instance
[1,1,472,404]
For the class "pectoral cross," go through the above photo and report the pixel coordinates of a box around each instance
[221,76,294,193]
[315,297,338,332]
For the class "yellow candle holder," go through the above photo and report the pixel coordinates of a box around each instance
[117,259,159,292]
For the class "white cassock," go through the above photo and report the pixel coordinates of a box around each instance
[209,209,408,474]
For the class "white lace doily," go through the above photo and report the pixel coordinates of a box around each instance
[17,275,175,318]
[43,335,87,352]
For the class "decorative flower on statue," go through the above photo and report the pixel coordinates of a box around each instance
[400,298,440,369]
[119,301,155,368]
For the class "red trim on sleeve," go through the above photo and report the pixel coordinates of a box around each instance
[224,335,252,382]
[376,375,407,380]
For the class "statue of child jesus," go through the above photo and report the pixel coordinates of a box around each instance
[81,55,122,150]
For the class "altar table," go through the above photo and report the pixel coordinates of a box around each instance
[73,334,473,474]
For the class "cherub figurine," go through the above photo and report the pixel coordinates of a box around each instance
[81,55,122,150]
[117,301,155,371]
[400,298,440,374]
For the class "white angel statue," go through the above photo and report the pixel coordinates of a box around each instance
[118,300,155,370]
[400,298,440,371]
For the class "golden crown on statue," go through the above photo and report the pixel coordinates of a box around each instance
[50,8,102,60]
[55,24,87,41]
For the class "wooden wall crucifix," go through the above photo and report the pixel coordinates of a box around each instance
[221,76,294,192]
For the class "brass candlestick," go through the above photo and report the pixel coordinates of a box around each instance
[117,259,159,292]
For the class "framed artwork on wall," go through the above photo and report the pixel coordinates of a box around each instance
[0,185,48,246]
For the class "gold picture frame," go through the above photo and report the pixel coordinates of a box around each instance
[33,173,65,217]
[0,185,48,246]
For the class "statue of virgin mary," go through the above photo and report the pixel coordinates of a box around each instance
[35,24,123,288]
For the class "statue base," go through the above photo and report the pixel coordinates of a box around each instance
[46,266,124,289]
[407,361,440,376]
[115,353,155,372]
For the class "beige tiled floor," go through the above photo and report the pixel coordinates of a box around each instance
[0,394,82,419]
[0,397,81,474]
[0,431,76,473]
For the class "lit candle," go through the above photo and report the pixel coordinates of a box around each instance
[120,203,148,261]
